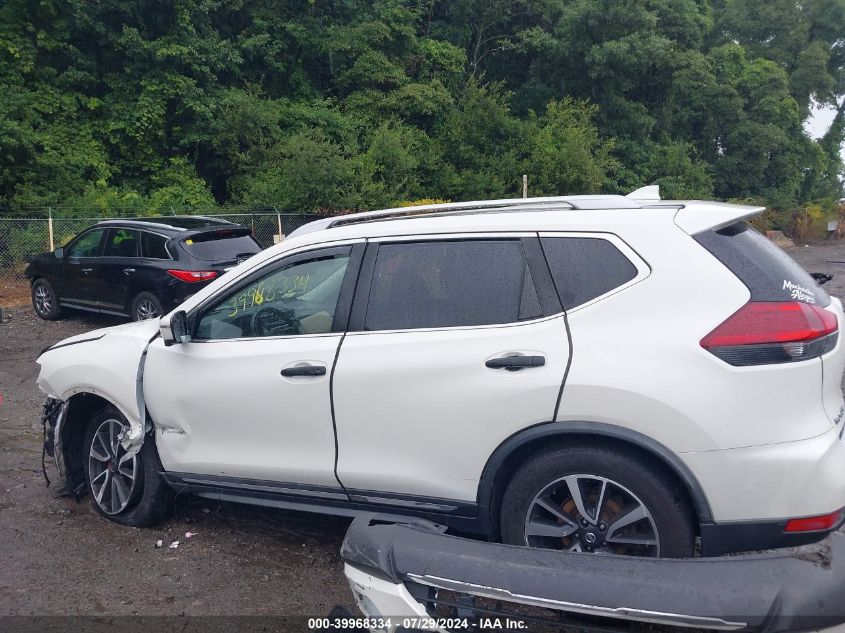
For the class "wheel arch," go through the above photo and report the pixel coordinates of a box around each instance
[477,421,713,536]
[56,391,122,492]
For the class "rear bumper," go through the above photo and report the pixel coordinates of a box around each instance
[683,423,845,528]
[700,513,845,556]
[341,515,845,632]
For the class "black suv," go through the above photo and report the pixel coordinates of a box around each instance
[25,216,262,321]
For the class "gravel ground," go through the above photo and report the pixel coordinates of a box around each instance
[0,309,355,620]
[1,239,845,626]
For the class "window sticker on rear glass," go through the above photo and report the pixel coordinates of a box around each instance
[783,279,816,304]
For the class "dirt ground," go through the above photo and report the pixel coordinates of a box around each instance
[2,240,845,627]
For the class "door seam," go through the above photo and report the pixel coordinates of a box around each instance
[330,239,368,496]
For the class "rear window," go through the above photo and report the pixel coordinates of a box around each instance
[694,222,829,307]
[540,237,639,309]
[183,230,261,262]
[364,240,542,331]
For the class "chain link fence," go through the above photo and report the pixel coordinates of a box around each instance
[0,212,322,289]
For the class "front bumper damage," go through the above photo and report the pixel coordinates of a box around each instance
[341,515,845,632]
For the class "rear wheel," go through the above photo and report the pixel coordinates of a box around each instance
[500,445,695,558]
[131,291,163,321]
[32,278,61,320]
[83,405,171,526]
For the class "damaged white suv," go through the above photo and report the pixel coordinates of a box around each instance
[38,188,845,558]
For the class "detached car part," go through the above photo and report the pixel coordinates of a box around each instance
[341,515,845,632]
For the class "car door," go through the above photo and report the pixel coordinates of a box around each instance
[97,228,140,314]
[332,235,571,506]
[143,242,363,489]
[58,228,107,309]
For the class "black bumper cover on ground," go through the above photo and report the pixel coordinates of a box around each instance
[341,515,845,632]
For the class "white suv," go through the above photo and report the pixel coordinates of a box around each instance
[37,189,845,558]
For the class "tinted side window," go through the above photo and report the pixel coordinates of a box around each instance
[66,229,105,258]
[695,222,830,307]
[364,240,542,331]
[196,250,351,340]
[541,237,638,309]
[141,232,171,259]
[103,229,139,257]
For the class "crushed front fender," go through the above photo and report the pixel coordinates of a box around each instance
[36,319,160,456]
[341,515,845,632]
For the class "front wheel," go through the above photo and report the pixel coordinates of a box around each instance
[83,406,171,526]
[32,278,61,320]
[499,445,695,558]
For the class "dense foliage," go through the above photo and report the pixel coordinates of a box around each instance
[1,0,843,223]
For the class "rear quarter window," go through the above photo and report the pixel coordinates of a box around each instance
[540,237,639,309]
[141,232,171,259]
[694,222,830,307]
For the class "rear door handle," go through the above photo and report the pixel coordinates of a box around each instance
[281,365,327,377]
[485,355,545,371]
[81,268,93,274]
[123,268,136,275]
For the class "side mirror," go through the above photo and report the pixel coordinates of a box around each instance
[54,247,64,258]
[160,310,191,346]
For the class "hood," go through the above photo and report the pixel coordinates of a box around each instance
[39,318,161,358]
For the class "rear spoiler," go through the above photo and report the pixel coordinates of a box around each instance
[673,201,766,235]
[626,186,767,235]
[179,225,253,243]
[341,515,845,632]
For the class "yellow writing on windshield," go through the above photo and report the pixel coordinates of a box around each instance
[225,273,311,317]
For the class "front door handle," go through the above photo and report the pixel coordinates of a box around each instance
[485,355,545,371]
[81,268,93,274]
[123,268,136,275]
[281,365,327,377]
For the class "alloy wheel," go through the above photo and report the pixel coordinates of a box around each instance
[523,474,660,556]
[34,284,52,316]
[88,418,139,515]
[135,299,159,320]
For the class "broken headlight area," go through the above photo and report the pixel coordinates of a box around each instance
[341,515,845,633]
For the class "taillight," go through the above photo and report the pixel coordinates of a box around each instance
[701,301,838,366]
[167,269,218,283]
[784,509,844,533]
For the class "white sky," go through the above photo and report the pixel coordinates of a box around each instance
[804,97,845,163]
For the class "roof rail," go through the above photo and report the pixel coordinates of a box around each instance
[95,219,188,231]
[326,194,641,229]
[95,216,235,232]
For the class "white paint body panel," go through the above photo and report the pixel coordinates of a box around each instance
[681,423,845,521]
[344,564,433,626]
[144,334,341,486]
[333,314,569,500]
[36,319,159,444]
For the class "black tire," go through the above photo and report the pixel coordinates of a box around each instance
[500,444,695,558]
[82,405,171,527]
[31,278,62,320]
[131,291,163,322]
